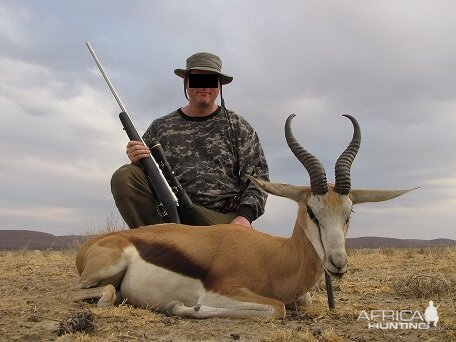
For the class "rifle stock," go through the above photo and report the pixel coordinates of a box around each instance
[119,112,180,223]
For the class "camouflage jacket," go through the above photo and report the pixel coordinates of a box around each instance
[142,106,269,222]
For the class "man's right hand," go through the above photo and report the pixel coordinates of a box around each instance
[126,141,151,164]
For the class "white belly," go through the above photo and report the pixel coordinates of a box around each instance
[120,246,204,310]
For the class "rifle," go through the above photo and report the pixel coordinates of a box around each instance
[86,42,192,223]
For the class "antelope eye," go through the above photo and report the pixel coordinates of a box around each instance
[306,206,320,226]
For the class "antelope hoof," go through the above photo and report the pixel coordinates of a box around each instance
[165,300,183,315]
[97,285,117,307]
[297,292,312,307]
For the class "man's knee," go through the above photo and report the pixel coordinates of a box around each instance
[111,165,129,199]
[111,164,148,199]
[111,165,133,193]
[110,164,163,227]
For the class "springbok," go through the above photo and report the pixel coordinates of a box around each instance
[73,114,415,319]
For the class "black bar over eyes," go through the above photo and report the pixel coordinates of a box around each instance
[188,74,219,88]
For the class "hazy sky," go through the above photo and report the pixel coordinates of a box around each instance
[1,1,455,240]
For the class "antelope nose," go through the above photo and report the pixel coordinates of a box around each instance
[330,253,347,271]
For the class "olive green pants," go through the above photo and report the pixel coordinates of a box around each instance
[111,164,237,228]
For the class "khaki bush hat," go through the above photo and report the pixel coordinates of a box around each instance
[174,52,233,85]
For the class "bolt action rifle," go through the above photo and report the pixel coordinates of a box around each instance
[86,42,192,224]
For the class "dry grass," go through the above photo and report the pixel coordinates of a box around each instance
[391,273,455,299]
[0,246,455,341]
[67,212,127,251]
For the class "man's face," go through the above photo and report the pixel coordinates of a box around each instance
[185,70,220,108]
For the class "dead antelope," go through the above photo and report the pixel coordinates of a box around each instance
[73,114,415,319]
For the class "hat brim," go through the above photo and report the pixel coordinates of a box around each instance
[174,67,233,85]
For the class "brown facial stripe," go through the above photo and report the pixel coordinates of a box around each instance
[129,237,210,282]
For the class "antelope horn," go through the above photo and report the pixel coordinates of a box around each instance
[334,114,361,195]
[285,114,328,195]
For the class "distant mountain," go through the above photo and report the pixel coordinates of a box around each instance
[0,230,83,250]
[346,236,456,249]
[0,230,455,250]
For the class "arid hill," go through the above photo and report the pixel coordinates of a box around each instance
[0,229,454,250]
[345,236,455,249]
[0,230,82,250]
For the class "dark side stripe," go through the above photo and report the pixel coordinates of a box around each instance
[129,237,210,282]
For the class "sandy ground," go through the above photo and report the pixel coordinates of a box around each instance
[0,247,455,341]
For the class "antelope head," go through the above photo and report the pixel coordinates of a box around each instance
[252,114,415,279]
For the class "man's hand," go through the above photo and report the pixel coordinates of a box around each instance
[230,216,251,228]
[126,141,151,164]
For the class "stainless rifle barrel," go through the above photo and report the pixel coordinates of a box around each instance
[86,41,127,113]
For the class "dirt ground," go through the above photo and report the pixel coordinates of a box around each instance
[0,246,455,341]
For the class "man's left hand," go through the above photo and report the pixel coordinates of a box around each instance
[230,216,251,228]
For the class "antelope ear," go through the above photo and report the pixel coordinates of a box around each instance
[248,176,310,202]
[349,188,419,204]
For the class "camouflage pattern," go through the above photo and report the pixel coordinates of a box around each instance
[142,107,269,222]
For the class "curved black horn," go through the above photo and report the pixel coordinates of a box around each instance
[334,114,361,195]
[285,114,328,195]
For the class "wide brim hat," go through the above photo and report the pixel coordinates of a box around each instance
[174,52,233,85]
